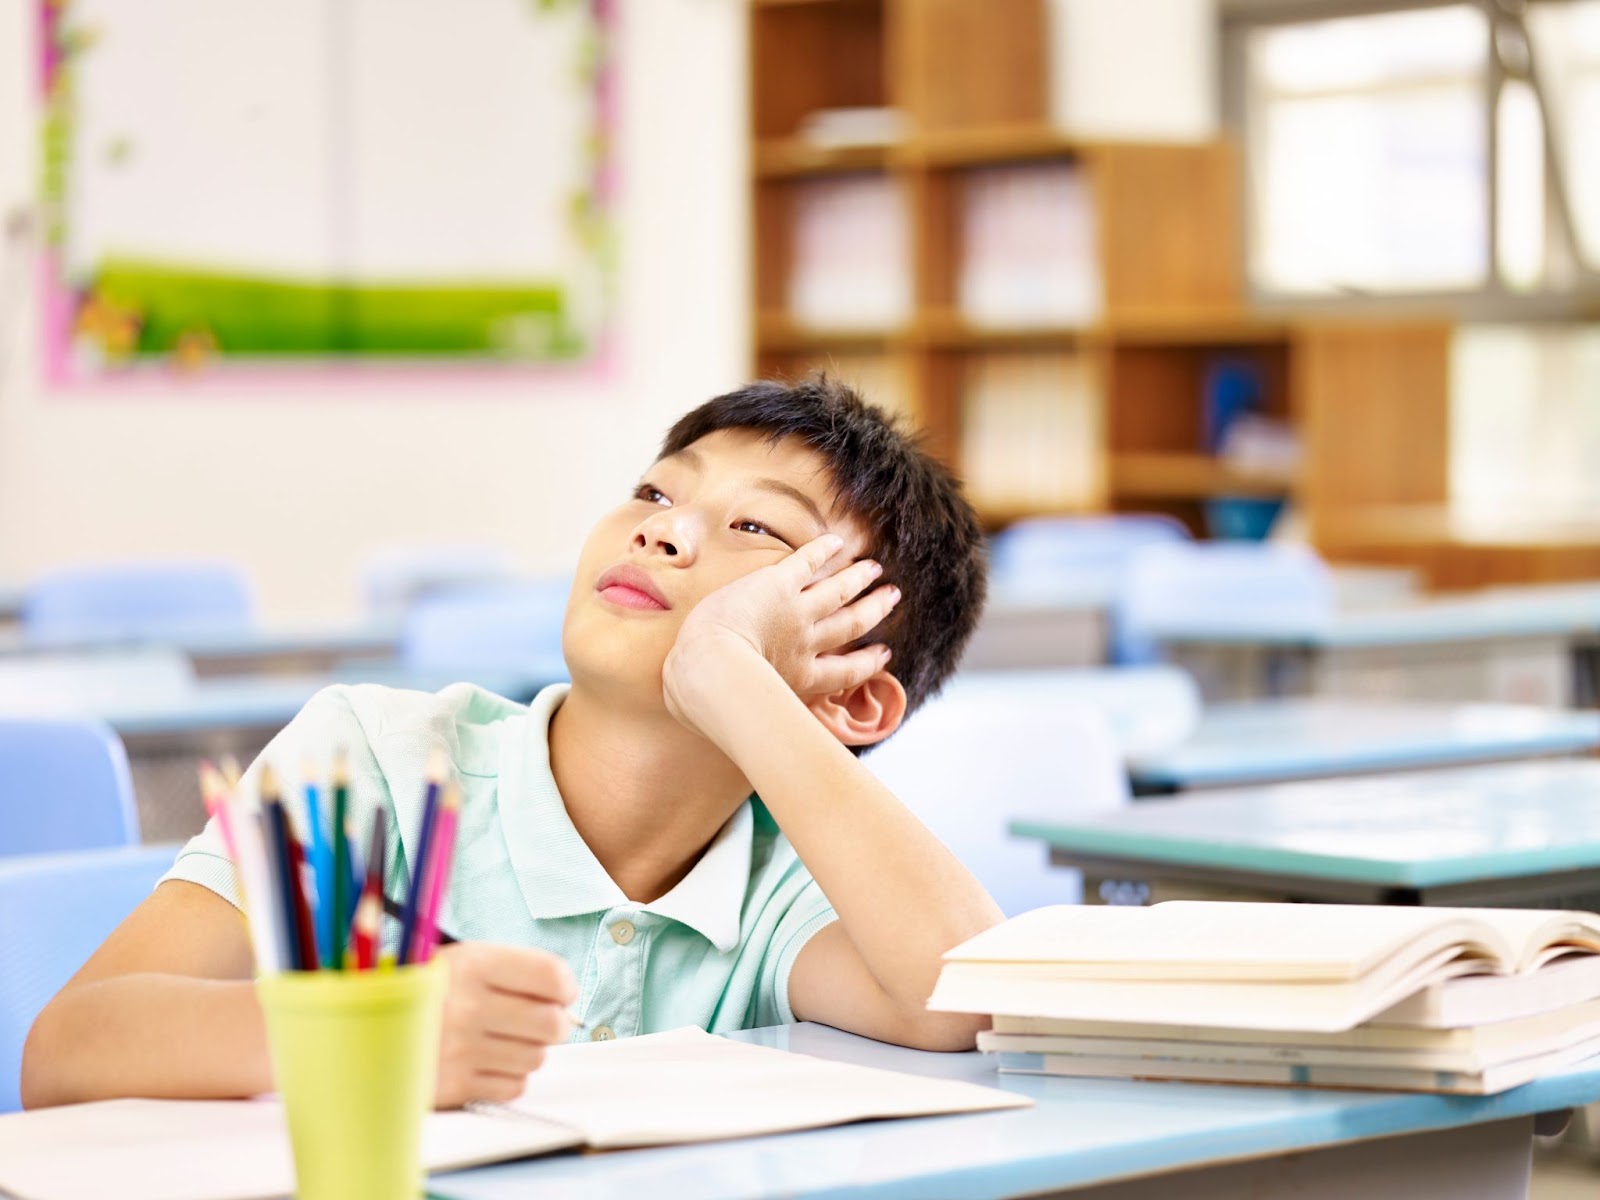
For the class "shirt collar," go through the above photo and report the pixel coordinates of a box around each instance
[499,683,752,953]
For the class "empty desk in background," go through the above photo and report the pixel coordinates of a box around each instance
[1016,758,1600,908]
[0,618,405,678]
[434,1022,1600,1200]
[1151,584,1600,708]
[96,668,549,843]
[1128,699,1600,794]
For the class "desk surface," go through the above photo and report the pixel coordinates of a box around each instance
[1128,699,1600,790]
[36,669,550,740]
[1016,758,1600,890]
[433,1023,1600,1200]
[0,618,404,664]
[1152,584,1600,650]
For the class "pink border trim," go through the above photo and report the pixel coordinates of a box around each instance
[37,0,621,398]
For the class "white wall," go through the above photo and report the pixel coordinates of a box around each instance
[0,0,748,621]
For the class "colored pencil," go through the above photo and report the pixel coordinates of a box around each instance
[330,753,350,967]
[414,779,462,964]
[351,891,381,970]
[353,807,388,969]
[302,762,332,968]
[197,761,239,863]
[260,767,307,972]
[397,749,448,965]
[342,818,363,935]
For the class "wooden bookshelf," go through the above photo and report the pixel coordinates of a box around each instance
[746,0,1455,546]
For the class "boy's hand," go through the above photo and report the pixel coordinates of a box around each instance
[432,942,579,1108]
[662,533,901,737]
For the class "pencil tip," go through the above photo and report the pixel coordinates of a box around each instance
[260,763,281,800]
[425,746,450,783]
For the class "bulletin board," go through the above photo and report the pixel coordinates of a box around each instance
[38,0,616,387]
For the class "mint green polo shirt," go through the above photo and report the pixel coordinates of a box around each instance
[161,683,838,1038]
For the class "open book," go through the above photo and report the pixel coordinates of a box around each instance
[0,1029,1029,1200]
[928,902,1600,1032]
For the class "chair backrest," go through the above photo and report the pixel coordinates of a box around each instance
[864,686,1130,915]
[400,578,571,681]
[990,514,1190,591]
[360,543,516,621]
[0,718,140,857]
[22,561,254,645]
[1116,541,1335,663]
[946,666,1202,760]
[0,844,177,1111]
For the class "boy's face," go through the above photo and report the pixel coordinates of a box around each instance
[563,428,868,704]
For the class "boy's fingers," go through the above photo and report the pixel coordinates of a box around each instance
[482,946,579,1005]
[804,557,882,614]
[807,645,891,695]
[813,583,900,650]
[789,533,846,585]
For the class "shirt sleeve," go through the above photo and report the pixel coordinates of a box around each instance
[752,875,839,1027]
[158,686,392,911]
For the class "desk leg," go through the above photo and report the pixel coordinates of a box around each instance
[1042,1115,1533,1200]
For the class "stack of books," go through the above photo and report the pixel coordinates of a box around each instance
[928,902,1600,1095]
[786,174,912,330]
[959,352,1103,513]
[957,163,1099,328]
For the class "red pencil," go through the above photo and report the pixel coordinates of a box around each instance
[351,891,381,970]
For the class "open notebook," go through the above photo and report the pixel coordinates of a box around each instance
[0,1029,1029,1200]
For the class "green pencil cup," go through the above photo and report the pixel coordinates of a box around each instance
[258,963,447,1200]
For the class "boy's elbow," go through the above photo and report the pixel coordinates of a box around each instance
[20,999,68,1109]
[891,1009,988,1053]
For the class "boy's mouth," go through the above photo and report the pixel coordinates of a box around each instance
[596,565,670,611]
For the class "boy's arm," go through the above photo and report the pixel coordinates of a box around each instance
[663,536,1003,1051]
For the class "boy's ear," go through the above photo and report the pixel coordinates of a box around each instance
[804,669,908,750]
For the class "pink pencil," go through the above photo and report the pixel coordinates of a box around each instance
[413,780,462,964]
[198,760,240,863]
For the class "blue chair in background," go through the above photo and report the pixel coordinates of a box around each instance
[0,844,176,1111]
[989,515,1191,664]
[0,718,139,857]
[401,577,571,684]
[1116,541,1335,679]
[22,560,255,645]
[360,542,515,622]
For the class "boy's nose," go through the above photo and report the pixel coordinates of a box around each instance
[632,512,696,563]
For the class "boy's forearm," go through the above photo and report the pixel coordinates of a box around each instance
[22,975,272,1108]
[692,652,1003,1012]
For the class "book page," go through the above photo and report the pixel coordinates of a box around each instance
[500,1027,1029,1149]
[0,1097,580,1200]
[942,902,1518,980]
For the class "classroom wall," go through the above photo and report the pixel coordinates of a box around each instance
[0,0,750,621]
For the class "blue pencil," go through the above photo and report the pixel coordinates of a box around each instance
[302,766,333,968]
[397,749,448,965]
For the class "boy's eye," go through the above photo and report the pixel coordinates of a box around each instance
[634,484,670,506]
[733,519,773,537]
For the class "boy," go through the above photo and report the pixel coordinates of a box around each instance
[22,377,1000,1109]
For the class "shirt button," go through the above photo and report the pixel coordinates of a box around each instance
[609,919,635,946]
[590,1024,616,1042]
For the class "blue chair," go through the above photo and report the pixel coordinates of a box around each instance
[22,561,255,645]
[990,515,1191,664]
[989,514,1190,587]
[401,577,571,682]
[1116,541,1335,671]
[0,718,139,857]
[0,844,176,1111]
[360,543,515,622]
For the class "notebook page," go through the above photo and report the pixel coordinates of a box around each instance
[0,1097,580,1200]
[500,1027,1031,1149]
[942,903,1514,980]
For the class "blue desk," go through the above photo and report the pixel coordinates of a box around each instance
[1129,699,1600,793]
[1016,758,1600,907]
[1149,584,1600,708]
[434,1023,1600,1200]
[0,618,405,677]
[93,668,551,843]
